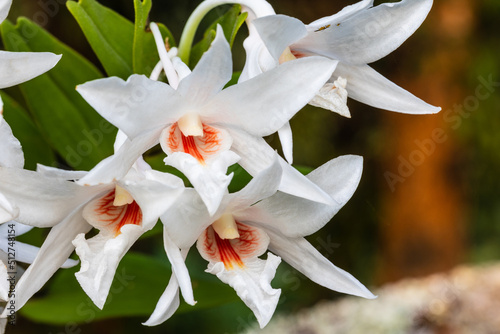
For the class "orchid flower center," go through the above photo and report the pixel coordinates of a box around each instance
[278,47,297,64]
[212,213,240,240]
[82,187,143,237]
[178,113,204,137]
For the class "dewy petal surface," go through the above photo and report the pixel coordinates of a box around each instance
[204,56,337,137]
[335,62,441,114]
[0,51,61,89]
[293,0,434,65]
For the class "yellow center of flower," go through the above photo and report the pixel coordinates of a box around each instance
[178,113,204,137]
[113,185,134,206]
[279,47,297,64]
[212,213,240,240]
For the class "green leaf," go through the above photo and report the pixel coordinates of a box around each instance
[0,18,115,170]
[67,0,134,79]
[0,92,55,170]
[190,5,247,68]
[20,252,238,324]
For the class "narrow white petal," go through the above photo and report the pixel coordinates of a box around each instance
[77,129,162,186]
[204,56,336,137]
[228,128,335,205]
[267,229,375,299]
[0,192,17,224]
[253,155,363,237]
[0,260,8,300]
[0,51,61,89]
[73,224,144,309]
[252,15,307,61]
[0,168,96,227]
[163,229,195,305]
[294,0,434,65]
[77,75,182,139]
[0,0,12,23]
[177,26,232,105]
[163,151,238,215]
[336,63,441,113]
[1,206,92,315]
[36,164,87,181]
[277,123,293,164]
[0,114,24,169]
[307,0,374,30]
[143,248,188,326]
[239,23,270,82]
[206,254,281,328]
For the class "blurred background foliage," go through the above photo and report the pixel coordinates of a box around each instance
[2,0,499,333]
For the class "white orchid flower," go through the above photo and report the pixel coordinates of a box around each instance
[146,155,375,328]
[240,0,441,163]
[0,134,185,314]
[75,25,338,216]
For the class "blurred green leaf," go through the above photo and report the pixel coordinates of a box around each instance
[133,0,176,75]
[20,252,238,324]
[67,0,134,79]
[190,5,247,68]
[0,18,114,170]
[0,91,55,170]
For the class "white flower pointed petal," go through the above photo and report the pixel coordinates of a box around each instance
[73,224,143,309]
[254,155,363,237]
[0,51,61,89]
[1,206,92,315]
[164,151,238,215]
[277,122,294,164]
[36,164,87,181]
[77,75,181,139]
[228,128,334,205]
[336,63,441,113]
[205,56,336,137]
[206,254,281,328]
[177,26,232,105]
[143,248,188,326]
[307,0,373,30]
[294,0,434,65]
[267,229,375,299]
[0,114,24,169]
[0,192,17,223]
[163,230,195,305]
[252,15,307,60]
[0,0,12,23]
[0,168,94,227]
[0,260,8,300]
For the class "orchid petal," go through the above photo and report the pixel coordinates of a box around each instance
[205,56,336,137]
[163,151,239,215]
[306,0,374,30]
[294,0,434,65]
[227,127,335,205]
[252,155,363,237]
[177,26,232,105]
[0,0,12,23]
[77,129,161,186]
[0,168,96,227]
[206,254,281,328]
[143,249,189,326]
[335,63,441,114]
[0,51,61,89]
[267,229,375,299]
[227,157,281,214]
[0,260,8,300]
[77,75,181,139]
[0,114,23,169]
[309,77,351,117]
[0,318,6,334]
[161,189,213,250]
[252,15,307,60]
[36,164,87,181]
[277,122,293,164]
[0,192,17,224]
[239,23,271,82]
[73,224,144,309]
[163,229,195,305]
[1,206,92,315]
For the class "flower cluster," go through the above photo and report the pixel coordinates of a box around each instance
[0,0,439,330]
